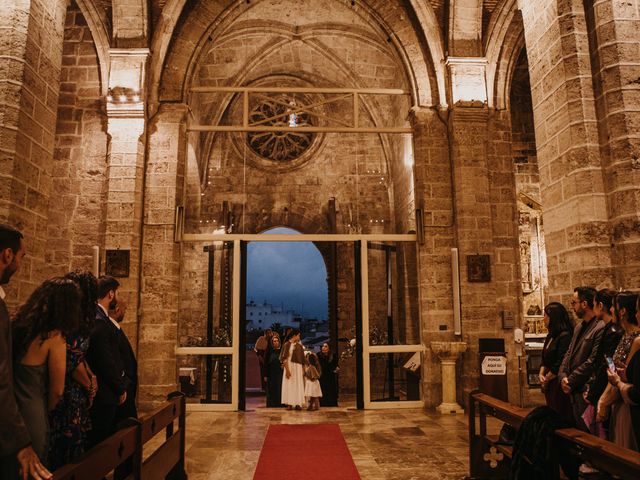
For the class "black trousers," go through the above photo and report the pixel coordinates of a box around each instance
[571,393,589,433]
[88,403,117,449]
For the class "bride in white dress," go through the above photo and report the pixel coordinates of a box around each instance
[281,330,306,410]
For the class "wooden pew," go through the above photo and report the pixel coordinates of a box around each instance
[468,390,530,479]
[139,391,186,480]
[468,390,640,480]
[51,425,139,480]
[53,392,186,480]
[555,428,640,480]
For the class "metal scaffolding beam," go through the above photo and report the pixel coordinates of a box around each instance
[188,86,412,134]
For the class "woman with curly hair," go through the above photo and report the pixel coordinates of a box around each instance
[12,277,81,466]
[48,271,98,469]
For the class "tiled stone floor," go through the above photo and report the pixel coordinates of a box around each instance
[160,395,501,480]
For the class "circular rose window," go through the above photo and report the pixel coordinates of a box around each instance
[246,94,315,162]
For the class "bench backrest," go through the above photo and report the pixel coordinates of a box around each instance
[468,390,640,480]
[52,392,186,480]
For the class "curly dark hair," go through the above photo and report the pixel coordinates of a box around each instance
[65,270,98,334]
[12,277,81,361]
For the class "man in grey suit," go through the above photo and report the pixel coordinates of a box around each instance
[0,224,51,480]
[559,286,605,431]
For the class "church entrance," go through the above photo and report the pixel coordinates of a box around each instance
[174,80,423,411]
[175,231,421,411]
[243,227,332,407]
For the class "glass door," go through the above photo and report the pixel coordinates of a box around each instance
[175,240,241,411]
[177,233,420,411]
[362,240,423,408]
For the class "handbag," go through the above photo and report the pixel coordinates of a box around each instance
[496,423,517,445]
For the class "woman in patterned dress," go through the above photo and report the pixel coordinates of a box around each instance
[48,271,98,469]
[597,291,639,451]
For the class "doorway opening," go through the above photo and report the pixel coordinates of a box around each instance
[244,227,332,408]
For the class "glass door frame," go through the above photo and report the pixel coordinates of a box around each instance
[360,240,425,409]
[177,233,422,411]
[174,240,241,412]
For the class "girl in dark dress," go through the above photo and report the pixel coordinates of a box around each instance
[318,343,339,407]
[48,271,98,470]
[264,335,284,407]
[539,302,573,423]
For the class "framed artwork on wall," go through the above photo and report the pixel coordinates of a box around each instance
[105,249,130,277]
[467,254,491,282]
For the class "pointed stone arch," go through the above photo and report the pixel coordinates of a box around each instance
[75,0,111,95]
[148,0,445,112]
[485,0,525,110]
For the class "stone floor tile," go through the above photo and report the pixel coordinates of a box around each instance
[178,396,472,479]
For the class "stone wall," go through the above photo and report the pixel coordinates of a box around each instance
[520,0,614,299]
[49,2,108,277]
[0,0,68,303]
[584,0,640,290]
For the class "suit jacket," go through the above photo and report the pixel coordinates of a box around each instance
[116,327,138,419]
[87,306,129,406]
[558,316,605,395]
[0,296,31,456]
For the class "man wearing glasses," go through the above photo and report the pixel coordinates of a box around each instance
[559,286,605,431]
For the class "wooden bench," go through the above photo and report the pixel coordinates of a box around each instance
[53,391,187,480]
[468,391,530,479]
[468,390,640,480]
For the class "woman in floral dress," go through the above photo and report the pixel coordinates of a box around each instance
[48,271,98,469]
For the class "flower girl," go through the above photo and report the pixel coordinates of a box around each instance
[304,352,323,411]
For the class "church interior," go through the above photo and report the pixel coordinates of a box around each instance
[1,0,640,478]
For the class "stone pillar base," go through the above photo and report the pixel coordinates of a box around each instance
[436,402,465,415]
[430,341,468,416]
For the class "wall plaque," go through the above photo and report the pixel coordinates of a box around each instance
[467,254,491,282]
[105,249,130,278]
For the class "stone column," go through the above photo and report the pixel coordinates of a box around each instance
[409,107,455,408]
[137,103,188,410]
[431,341,467,414]
[448,105,500,399]
[585,0,640,288]
[103,48,149,354]
[519,0,613,297]
[0,0,68,299]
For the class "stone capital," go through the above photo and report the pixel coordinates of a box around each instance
[407,106,440,126]
[446,57,488,106]
[430,341,468,362]
[106,48,150,118]
[107,117,145,141]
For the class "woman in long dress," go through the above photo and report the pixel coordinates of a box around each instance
[538,302,573,423]
[265,335,283,407]
[280,329,306,410]
[318,343,338,407]
[597,291,640,450]
[12,278,82,465]
[610,294,640,446]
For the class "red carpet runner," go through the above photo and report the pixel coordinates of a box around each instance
[253,423,361,479]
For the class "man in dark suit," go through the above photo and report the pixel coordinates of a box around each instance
[87,276,129,448]
[0,224,51,480]
[559,286,605,431]
[109,299,138,421]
